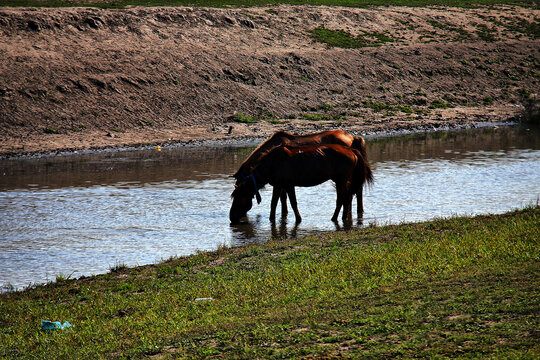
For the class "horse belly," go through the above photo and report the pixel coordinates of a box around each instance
[272,161,333,187]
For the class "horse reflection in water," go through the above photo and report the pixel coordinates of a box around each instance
[233,130,369,219]
[229,144,373,224]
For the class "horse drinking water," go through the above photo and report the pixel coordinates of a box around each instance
[229,144,374,224]
[233,130,369,220]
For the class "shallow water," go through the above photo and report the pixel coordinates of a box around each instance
[1,126,539,291]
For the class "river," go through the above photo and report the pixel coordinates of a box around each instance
[1,125,538,291]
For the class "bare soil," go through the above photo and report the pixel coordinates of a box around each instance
[0,5,538,157]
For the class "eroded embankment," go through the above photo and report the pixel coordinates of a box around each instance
[0,5,538,155]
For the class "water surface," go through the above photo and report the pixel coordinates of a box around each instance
[1,126,538,290]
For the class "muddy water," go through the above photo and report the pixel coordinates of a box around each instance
[1,126,539,291]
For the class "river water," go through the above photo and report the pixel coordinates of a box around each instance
[1,125,539,291]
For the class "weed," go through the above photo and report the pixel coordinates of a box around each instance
[44,126,60,134]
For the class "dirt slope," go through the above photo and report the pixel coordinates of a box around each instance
[0,5,538,156]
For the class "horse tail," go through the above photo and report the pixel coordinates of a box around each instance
[352,136,368,162]
[364,159,374,188]
[351,148,374,191]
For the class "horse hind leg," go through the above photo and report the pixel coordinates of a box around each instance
[343,192,353,222]
[356,187,364,218]
[285,187,302,223]
[332,184,345,222]
[280,189,288,218]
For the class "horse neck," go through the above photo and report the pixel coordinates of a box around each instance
[237,132,290,177]
[250,149,281,189]
[251,165,270,190]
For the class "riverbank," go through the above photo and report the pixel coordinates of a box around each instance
[1,207,538,358]
[1,5,538,157]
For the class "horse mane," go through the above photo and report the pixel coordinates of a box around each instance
[234,131,294,178]
[230,177,266,199]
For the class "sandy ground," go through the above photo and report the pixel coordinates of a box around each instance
[0,5,538,157]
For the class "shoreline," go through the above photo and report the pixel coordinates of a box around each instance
[0,119,519,160]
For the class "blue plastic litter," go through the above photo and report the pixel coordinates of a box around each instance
[41,320,72,332]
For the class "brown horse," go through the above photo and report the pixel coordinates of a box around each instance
[233,130,369,220]
[229,144,374,224]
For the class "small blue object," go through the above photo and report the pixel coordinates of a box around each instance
[41,320,72,332]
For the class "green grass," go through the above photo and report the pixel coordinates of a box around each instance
[231,112,259,124]
[311,27,394,49]
[429,99,451,109]
[230,111,279,124]
[0,0,537,9]
[1,207,538,359]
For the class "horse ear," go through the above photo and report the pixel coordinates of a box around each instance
[234,184,239,188]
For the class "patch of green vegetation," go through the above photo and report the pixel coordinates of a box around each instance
[414,88,428,97]
[0,208,538,358]
[502,17,540,38]
[265,118,284,124]
[44,126,60,134]
[231,111,280,124]
[483,95,494,105]
[311,26,393,49]
[230,112,259,124]
[429,99,451,109]
[70,125,87,132]
[427,18,470,39]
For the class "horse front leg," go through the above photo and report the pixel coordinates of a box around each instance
[285,186,302,223]
[270,186,281,222]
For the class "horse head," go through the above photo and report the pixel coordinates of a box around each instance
[229,182,254,224]
[229,174,263,224]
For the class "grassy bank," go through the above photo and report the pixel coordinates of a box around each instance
[0,0,538,8]
[1,207,538,358]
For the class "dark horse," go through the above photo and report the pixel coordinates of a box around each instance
[233,130,369,220]
[230,144,374,224]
